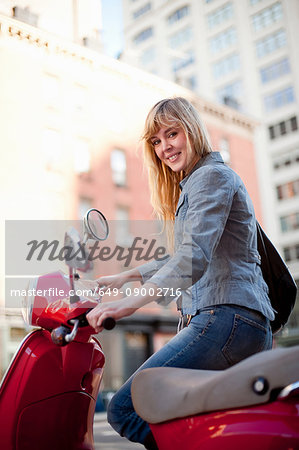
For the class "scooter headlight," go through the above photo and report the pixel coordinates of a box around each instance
[22,278,38,326]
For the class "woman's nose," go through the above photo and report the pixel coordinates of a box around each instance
[161,139,170,152]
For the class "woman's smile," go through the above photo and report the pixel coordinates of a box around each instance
[167,152,181,162]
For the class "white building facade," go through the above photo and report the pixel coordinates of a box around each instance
[121,0,299,340]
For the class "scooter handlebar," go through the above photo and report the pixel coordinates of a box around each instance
[84,309,116,331]
[51,314,116,346]
[102,317,116,330]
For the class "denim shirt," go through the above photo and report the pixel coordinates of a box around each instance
[138,152,275,320]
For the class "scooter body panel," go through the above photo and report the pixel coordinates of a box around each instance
[150,397,299,450]
[0,328,105,449]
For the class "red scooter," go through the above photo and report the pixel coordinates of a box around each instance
[132,344,299,449]
[0,209,115,450]
[2,208,299,450]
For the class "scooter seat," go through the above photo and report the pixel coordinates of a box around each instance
[131,345,299,424]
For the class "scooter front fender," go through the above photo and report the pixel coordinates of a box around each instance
[0,328,105,450]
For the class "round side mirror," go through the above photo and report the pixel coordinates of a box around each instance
[83,208,109,241]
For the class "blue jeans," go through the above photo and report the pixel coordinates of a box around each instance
[107,305,273,444]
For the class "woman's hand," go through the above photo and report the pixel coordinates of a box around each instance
[86,282,159,333]
[86,297,137,333]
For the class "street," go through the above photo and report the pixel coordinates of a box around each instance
[93,413,144,449]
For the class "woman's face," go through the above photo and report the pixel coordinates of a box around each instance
[150,125,199,174]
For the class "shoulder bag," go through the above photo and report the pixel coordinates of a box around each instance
[256,221,297,334]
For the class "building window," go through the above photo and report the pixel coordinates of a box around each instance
[134,27,153,45]
[283,246,291,262]
[209,27,237,55]
[212,53,240,79]
[140,47,155,65]
[276,179,299,201]
[207,3,233,29]
[269,126,275,140]
[283,244,299,263]
[172,49,194,72]
[279,121,286,135]
[256,29,286,58]
[290,116,298,132]
[276,185,283,200]
[280,212,299,233]
[250,0,263,5]
[169,26,193,49]
[12,6,38,26]
[74,139,90,174]
[260,58,290,83]
[115,205,131,246]
[111,149,127,187]
[252,2,283,32]
[10,327,27,341]
[186,75,197,90]
[280,216,288,233]
[264,86,295,111]
[216,80,242,109]
[133,2,151,19]
[268,116,298,140]
[167,5,190,25]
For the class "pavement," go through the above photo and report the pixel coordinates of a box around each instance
[94,412,109,423]
[93,412,144,449]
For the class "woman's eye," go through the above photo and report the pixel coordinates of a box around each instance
[169,131,177,138]
[152,140,160,146]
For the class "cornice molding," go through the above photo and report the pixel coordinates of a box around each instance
[0,14,94,66]
[0,14,258,133]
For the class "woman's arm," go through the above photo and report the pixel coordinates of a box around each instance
[96,266,143,292]
[86,282,159,333]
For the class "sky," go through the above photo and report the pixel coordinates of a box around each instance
[101,0,124,58]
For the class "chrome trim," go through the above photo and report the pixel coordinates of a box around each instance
[278,381,299,399]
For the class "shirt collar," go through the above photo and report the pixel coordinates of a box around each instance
[179,152,224,190]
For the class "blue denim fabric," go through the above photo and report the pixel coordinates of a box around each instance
[107,304,273,444]
[138,152,275,321]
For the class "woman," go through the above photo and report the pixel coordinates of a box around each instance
[87,97,274,449]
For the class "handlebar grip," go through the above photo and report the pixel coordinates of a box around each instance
[102,317,116,330]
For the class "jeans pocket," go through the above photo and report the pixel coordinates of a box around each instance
[222,313,268,366]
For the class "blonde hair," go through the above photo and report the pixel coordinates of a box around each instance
[142,97,212,249]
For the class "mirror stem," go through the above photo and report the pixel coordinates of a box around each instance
[69,267,80,304]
